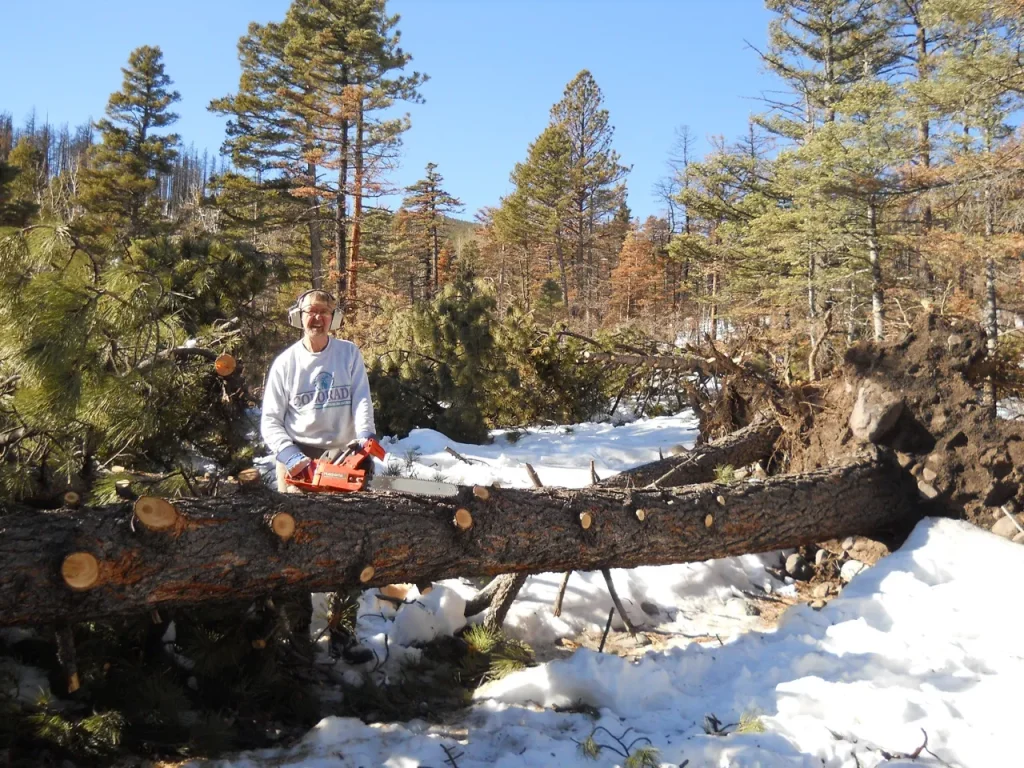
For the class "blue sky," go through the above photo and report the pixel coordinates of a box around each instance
[1,0,778,220]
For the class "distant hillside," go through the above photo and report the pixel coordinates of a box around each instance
[444,215,481,244]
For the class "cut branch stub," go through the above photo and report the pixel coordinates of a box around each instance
[266,511,295,541]
[359,565,375,583]
[62,552,100,591]
[454,508,473,530]
[238,468,262,485]
[579,511,593,530]
[214,353,237,377]
[134,496,179,531]
[63,491,81,508]
[472,485,490,501]
[636,508,647,522]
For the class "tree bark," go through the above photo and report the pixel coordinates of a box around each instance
[603,417,781,488]
[580,351,720,376]
[867,198,885,342]
[0,452,917,628]
[349,95,364,305]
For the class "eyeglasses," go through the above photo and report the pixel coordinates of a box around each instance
[302,308,334,318]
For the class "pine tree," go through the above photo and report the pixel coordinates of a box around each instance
[506,125,573,309]
[0,145,40,227]
[549,70,630,325]
[401,162,463,299]
[924,0,1024,409]
[213,0,424,298]
[609,223,664,322]
[755,0,907,343]
[77,45,180,249]
[5,137,46,214]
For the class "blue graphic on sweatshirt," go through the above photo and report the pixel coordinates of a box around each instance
[291,371,351,410]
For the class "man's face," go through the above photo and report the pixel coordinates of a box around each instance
[300,297,334,342]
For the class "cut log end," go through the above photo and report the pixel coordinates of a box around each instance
[453,508,473,530]
[359,565,375,583]
[63,491,81,508]
[472,485,490,501]
[134,496,179,531]
[579,511,593,530]
[238,468,262,485]
[268,512,296,541]
[636,508,646,522]
[705,514,714,528]
[62,552,100,591]
[214,353,237,377]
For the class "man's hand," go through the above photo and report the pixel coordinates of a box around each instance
[277,445,311,477]
[346,435,377,452]
[322,435,378,465]
[287,457,311,476]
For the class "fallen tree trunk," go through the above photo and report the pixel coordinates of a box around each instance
[581,351,721,376]
[604,416,782,488]
[0,450,918,628]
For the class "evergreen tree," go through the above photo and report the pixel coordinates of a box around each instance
[5,137,46,215]
[78,46,180,248]
[756,0,907,343]
[549,70,630,324]
[609,223,664,322]
[401,162,463,299]
[212,0,424,298]
[506,125,573,309]
[0,153,38,227]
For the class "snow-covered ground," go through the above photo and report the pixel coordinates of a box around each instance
[201,412,1020,767]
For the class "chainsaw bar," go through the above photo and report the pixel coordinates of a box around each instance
[368,475,460,497]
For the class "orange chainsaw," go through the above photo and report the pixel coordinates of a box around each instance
[284,437,458,497]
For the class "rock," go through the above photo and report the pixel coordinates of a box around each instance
[640,601,660,616]
[734,468,750,480]
[849,380,904,443]
[810,600,827,611]
[725,598,760,618]
[668,444,688,456]
[896,452,914,468]
[785,553,813,581]
[991,513,1024,540]
[846,537,891,565]
[841,537,855,551]
[946,333,964,349]
[814,549,828,566]
[1013,532,1024,545]
[917,481,939,499]
[840,560,869,583]
[812,582,830,599]
[921,466,937,483]
[751,462,768,480]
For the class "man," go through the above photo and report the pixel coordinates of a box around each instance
[261,289,376,492]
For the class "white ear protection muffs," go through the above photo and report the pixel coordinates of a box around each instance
[287,289,343,331]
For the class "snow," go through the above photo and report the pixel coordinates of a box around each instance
[187,411,1021,767]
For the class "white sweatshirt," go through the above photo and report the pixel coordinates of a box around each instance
[260,337,376,457]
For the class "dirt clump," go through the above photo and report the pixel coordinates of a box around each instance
[788,314,1024,529]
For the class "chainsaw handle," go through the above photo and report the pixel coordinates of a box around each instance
[363,437,386,461]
